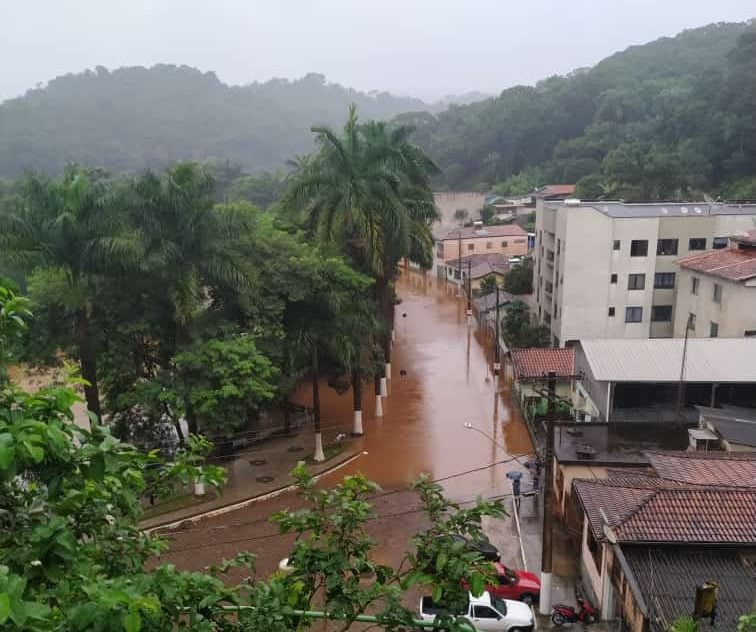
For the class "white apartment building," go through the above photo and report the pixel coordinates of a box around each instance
[533,201,756,347]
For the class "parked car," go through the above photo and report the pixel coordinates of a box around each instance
[483,562,541,604]
[419,591,534,632]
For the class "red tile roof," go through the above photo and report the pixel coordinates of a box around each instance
[511,348,574,379]
[574,479,756,544]
[645,451,756,488]
[676,248,756,281]
[534,184,575,199]
[440,224,528,240]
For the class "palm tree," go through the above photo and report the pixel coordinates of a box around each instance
[0,167,136,419]
[282,107,438,388]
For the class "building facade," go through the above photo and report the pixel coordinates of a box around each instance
[533,201,756,347]
[673,230,756,339]
[434,224,528,278]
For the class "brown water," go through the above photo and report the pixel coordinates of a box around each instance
[293,269,533,500]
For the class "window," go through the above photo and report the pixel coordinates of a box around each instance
[613,240,620,251]
[486,241,492,249]
[745,330,756,337]
[473,606,499,620]
[625,306,643,322]
[688,312,696,330]
[712,237,728,249]
[691,277,699,295]
[630,240,648,257]
[628,273,645,290]
[467,243,474,251]
[654,272,676,289]
[656,239,679,256]
[608,307,615,317]
[501,240,508,247]
[557,239,561,254]
[689,238,706,251]
[651,305,673,322]
[610,273,618,284]
[544,312,552,324]
[713,283,722,303]
[710,321,719,338]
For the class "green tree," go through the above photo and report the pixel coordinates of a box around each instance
[0,286,32,382]
[478,275,497,295]
[503,259,534,295]
[0,167,137,419]
[502,300,551,348]
[453,208,469,225]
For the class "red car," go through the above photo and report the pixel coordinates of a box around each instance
[484,562,541,605]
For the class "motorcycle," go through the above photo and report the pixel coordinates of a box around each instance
[551,597,598,626]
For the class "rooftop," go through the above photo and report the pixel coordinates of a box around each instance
[511,348,574,380]
[533,184,575,199]
[573,477,756,545]
[676,247,756,282]
[438,224,527,241]
[621,546,756,632]
[578,338,756,384]
[544,200,756,218]
[446,253,510,279]
[472,291,514,314]
[553,422,690,466]
[645,450,756,487]
[698,405,756,447]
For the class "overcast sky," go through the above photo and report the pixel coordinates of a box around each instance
[1,0,753,102]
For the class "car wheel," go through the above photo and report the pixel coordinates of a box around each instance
[520,593,536,605]
[552,612,567,626]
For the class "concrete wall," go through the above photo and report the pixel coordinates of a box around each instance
[433,191,486,226]
[574,343,611,421]
[437,235,528,262]
[674,267,756,338]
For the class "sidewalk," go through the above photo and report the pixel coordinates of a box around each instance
[140,431,362,530]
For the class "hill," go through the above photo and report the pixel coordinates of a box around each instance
[0,66,430,177]
[410,21,756,199]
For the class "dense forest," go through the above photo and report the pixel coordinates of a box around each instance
[408,21,756,199]
[0,21,753,200]
[0,67,430,176]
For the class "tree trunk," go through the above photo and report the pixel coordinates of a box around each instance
[312,348,325,461]
[74,308,101,422]
[351,368,363,436]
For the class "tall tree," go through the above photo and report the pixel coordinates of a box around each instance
[0,167,136,418]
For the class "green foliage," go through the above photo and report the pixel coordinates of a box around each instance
[412,22,755,197]
[174,336,279,438]
[738,614,756,632]
[478,275,496,295]
[667,616,698,632]
[503,259,534,295]
[0,286,32,379]
[0,68,430,177]
[502,300,551,349]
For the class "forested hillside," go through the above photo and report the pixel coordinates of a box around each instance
[0,66,428,176]
[408,21,755,199]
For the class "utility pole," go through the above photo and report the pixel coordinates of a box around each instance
[539,418,555,615]
[466,259,472,320]
[676,314,692,418]
[493,284,501,375]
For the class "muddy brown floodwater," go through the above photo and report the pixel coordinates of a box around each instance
[160,269,534,578]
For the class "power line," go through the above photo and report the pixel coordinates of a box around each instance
[156,451,533,537]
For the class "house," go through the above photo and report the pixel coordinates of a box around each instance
[673,229,756,338]
[551,422,690,528]
[533,201,756,347]
[472,290,514,334]
[445,253,510,290]
[572,451,756,628]
[508,347,575,415]
[434,223,528,279]
[573,338,756,422]
[532,183,576,205]
[693,405,756,452]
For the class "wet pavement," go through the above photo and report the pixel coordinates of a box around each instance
[158,269,536,585]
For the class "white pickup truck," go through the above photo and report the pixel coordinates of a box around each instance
[419,591,534,632]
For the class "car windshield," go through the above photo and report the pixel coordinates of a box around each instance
[492,597,507,615]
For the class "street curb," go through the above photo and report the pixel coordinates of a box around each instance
[144,449,364,533]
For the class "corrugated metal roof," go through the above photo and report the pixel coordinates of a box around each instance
[544,200,756,218]
[579,338,756,383]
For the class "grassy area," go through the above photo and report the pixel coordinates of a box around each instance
[141,487,221,520]
[304,443,345,465]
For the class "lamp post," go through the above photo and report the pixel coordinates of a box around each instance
[493,284,501,375]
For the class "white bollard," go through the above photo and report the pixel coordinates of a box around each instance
[391,329,396,342]
[385,362,392,380]
[539,571,552,615]
[375,394,384,417]
[313,432,325,462]
[352,410,364,436]
[380,376,388,397]
[194,479,206,497]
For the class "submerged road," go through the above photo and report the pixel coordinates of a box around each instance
[160,270,533,575]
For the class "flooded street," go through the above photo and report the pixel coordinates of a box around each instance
[160,270,533,575]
